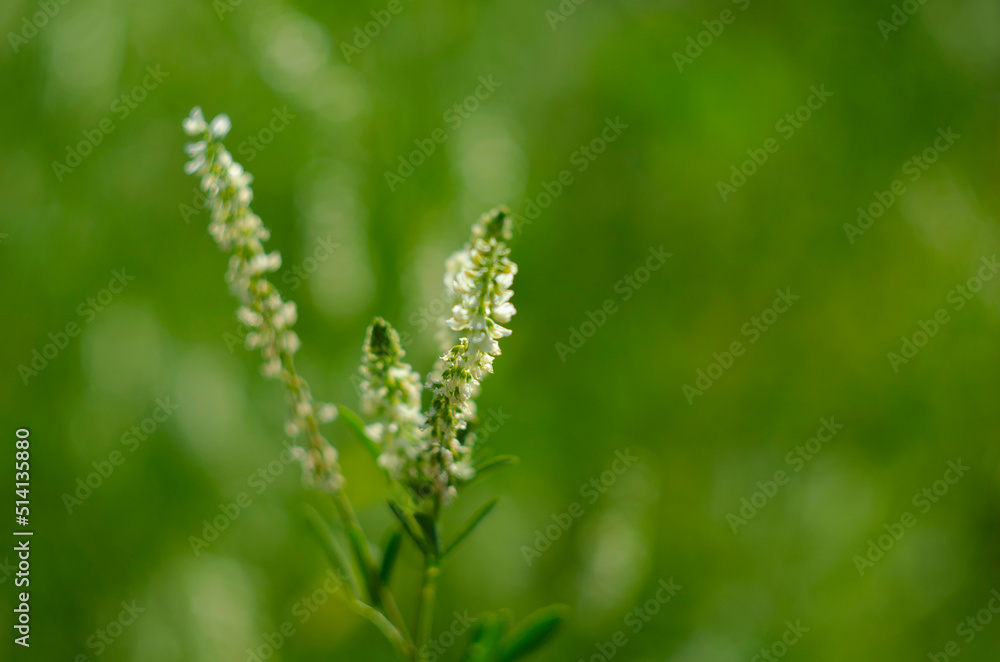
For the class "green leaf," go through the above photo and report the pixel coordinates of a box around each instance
[336,404,381,462]
[336,506,377,603]
[443,497,500,558]
[496,605,569,662]
[474,455,519,475]
[413,511,440,557]
[386,498,429,554]
[379,529,402,586]
[301,504,360,598]
[462,612,506,662]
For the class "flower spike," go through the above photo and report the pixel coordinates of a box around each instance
[417,206,518,503]
[358,317,428,479]
[182,107,343,493]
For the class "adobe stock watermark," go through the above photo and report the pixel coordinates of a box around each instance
[62,398,180,514]
[748,620,809,662]
[887,255,998,372]
[246,567,348,662]
[419,611,479,662]
[852,459,969,576]
[673,0,752,72]
[7,0,71,53]
[0,556,13,586]
[212,0,245,21]
[219,236,338,352]
[279,234,339,292]
[929,588,1000,662]
[509,116,629,236]
[178,186,209,225]
[467,407,511,447]
[235,107,296,163]
[545,0,589,31]
[717,84,833,202]
[384,75,502,191]
[75,600,145,660]
[682,288,799,404]
[555,246,670,363]
[579,578,682,662]
[189,443,301,556]
[17,268,135,386]
[844,127,960,244]
[339,0,416,62]
[179,107,296,224]
[403,293,450,347]
[726,417,844,533]
[521,449,638,566]
[878,0,931,40]
[52,66,169,182]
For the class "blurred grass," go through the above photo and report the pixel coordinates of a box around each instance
[1,0,1000,660]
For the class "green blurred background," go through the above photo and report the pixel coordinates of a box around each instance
[2,0,1000,660]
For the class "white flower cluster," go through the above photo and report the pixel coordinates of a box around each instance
[183,107,343,493]
[434,249,473,354]
[358,318,427,479]
[420,207,518,503]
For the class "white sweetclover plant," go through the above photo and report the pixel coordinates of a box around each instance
[183,107,343,493]
[358,317,427,479]
[419,210,518,504]
[183,107,564,662]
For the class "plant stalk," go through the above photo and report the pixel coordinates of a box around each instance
[332,489,415,657]
[414,556,440,660]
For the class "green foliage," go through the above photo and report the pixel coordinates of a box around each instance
[4,1,1000,660]
[442,497,500,558]
[495,605,569,662]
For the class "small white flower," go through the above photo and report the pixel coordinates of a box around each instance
[261,358,282,378]
[273,301,297,329]
[184,155,206,175]
[317,403,338,423]
[184,140,207,157]
[237,306,263,327]
[282,331,301,354]
[182,107,207,136]
[365,422,385,442]
[250,251,282,275]
[200,172,220,195]
[209,113,232,139]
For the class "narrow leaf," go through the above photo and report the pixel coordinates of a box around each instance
[380,529,403,586]
[387,498,429,554]
[301,505,360,598]
[474,455,519,475]
[462,612,506,662]
[496,605,569,662]
[339,513,377,602]
[336,404,381,462]
[469,455,521,483]
[443,497,501,558]
[413,511,440,557]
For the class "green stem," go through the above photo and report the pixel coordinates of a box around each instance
[414,557,440,660]
[332,490,415,657]
[350,600,411,660]
[380,585,412,650]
